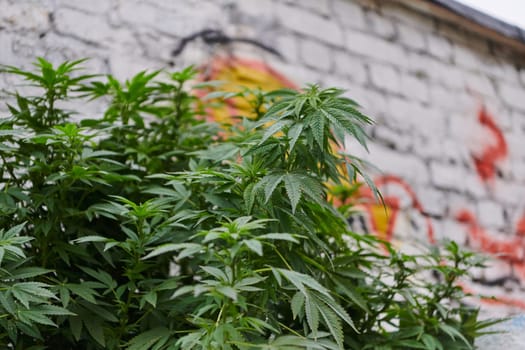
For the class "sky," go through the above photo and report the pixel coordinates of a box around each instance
[456,0,525,29]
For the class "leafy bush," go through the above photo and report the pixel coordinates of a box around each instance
[0,59,496,349]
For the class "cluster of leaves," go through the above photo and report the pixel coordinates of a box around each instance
[0,58,497,349]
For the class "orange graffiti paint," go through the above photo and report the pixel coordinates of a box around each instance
[472,107,508,183]
[516,213,525,237]
[455,209,525,309]
[458,282,525,310]
[198,56,297,124]
[456,209,524,262]
[359,175,435,245]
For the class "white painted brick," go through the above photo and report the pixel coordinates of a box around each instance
[0,0,51,31]
[480,59,508,82]
[118,1,223,37]
[443,138,471,165]
[343,134,368,160]
[428,60,464,90]
[414,107,447,139]
[0,33,17,66]
[275,33,300,63]
[299,39,332,71]
[511,110,525,132]
[520,69,525,88]
[366,11,396,40]
[415,135,469,165]
[498,158,514,182]
[493,180,525,207]
[333,50,367,84]
[500,64,520,85]
[109,53,163,81]
[483,259,513,282]
[507,133,525,161]
[439,21,486,49]
[57,0,114,14]
[54,8,113,44]
[234,0,275,17]
[429,84,461,111]
[11,34,41,59]
[439,218,468,245]
[430,161,467,192]
[404,51,431,75]
[275,3,344,47]
[464,170,488,198]
[172,42,209,69]
[483,100,513,131]
[291,0,331,17]
[447,193,475,218]
[397,23,426,51]
[449,111,477,142]
[112,28,143,54]
[332,0,366,30]
[416,186,447,217]
[454,44,486,72]
[321,75,351,91]
[463,72,495,97]
[373,125,412,151]
[342,85,386,118]
[154,0,214,11]
[400,74,429,103]
[412,137,442,160]
[369,144,429,184]
[381,2,434,31]
[384,96,416,132]
[391,213,431,249]
[498,82,525,112]
[344,30,406,64]
[135,30,176,61]
[174,4,228,37]
[427,34,453,61]
[478,200,505,229]
[511,161,525,184]
[369,63,400,93]
[265,59,320,87]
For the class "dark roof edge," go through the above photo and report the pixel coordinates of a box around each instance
[427,0,525,44]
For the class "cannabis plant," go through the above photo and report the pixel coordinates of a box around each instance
[0,58,496,349]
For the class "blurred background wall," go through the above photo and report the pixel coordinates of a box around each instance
[1,0,525,316]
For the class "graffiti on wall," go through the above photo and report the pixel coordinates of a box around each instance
[454,105,525,309]
[471,107,508,183]
[456,210,525,280]
[197,56,296,124]
[354,175,435,246]
[347,104,525,310]
[192,40,525,311]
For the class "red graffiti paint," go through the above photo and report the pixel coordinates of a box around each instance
[456,209,525,310]
[472,107,508,183]
[360,175,435,245]
[456,209,524,262]
[480,294,525,309]
[516,213,525,237]
[459,282,525,310]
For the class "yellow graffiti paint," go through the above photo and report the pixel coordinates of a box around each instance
[199,56,296,124]
[369,204,391,241]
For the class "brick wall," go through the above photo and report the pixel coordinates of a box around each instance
[1,0,525,316]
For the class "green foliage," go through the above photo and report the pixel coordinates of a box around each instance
[0,58,496,349]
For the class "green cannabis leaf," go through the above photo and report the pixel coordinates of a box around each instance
[0,58,496,349]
